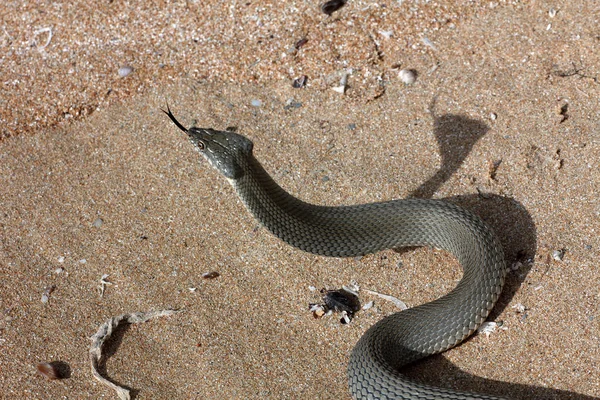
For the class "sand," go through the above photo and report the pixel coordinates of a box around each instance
[1,1,599,399]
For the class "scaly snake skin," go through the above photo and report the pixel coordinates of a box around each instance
[164,107,507,399]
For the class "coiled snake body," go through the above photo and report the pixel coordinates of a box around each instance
[165,108,507,399]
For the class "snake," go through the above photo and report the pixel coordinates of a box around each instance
[164,106,508,399]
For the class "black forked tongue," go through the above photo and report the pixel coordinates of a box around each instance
[161,104,189,133]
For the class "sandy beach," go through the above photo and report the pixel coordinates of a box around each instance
[1,1,599,399]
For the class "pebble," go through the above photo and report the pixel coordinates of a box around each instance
[379,30,393,39]
[321,0,347,16]
[41,285,55,303]
[284,99,303,110]
[292,75,307,88]
[251,99,262,107]
[399,69,417,85]
[118,66,133,77]
[202,271,220,279]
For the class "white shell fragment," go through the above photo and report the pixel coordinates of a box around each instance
[552,249,565,261]
[41,285,56,303]
[512,303,527,313]
[421,37,437,51]
[362,301,374,310]
[332,72,349,94]
[379,30,393,39]
[398,69,416,85]
[33,27,53,50]
[99,274,113,297]
[477,321,498,338]
[363,289,407,310]
[342,283,360,296]
[340,310,351,324]
[118,66,134,78]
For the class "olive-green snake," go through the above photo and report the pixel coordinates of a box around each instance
[164,107,507,399]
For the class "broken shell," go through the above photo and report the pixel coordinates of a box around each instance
[321,0,347,15]
[37,362,62,380]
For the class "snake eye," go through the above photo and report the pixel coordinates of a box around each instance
[197,141,205,150]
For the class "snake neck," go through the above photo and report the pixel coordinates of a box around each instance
[229,154,319,248]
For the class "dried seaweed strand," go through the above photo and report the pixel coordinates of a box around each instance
[89,309,182,400]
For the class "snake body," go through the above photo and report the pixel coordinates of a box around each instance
[164,108,507,399]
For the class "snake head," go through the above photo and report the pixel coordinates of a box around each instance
[163,105,254,180]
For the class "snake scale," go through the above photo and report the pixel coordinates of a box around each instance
[164,107,508,399]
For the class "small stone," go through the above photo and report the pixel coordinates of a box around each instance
[92,218,103,228]
[309,304,326,318]
[321,0,347,15]
[292,75,307,88]
[294,38,308,50]
[118,66,133,78]
[490,112,498,120]
[250,99,262,107]
[399,69,417,85]
[202,271,220,279]
[379,30,393,39]
[41,285,56,303]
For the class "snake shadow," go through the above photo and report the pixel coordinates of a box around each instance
[396,112,597,400]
